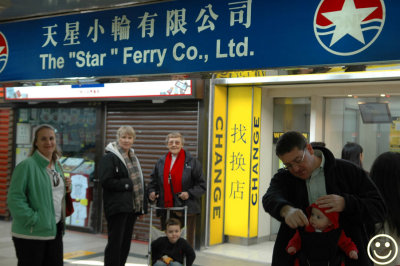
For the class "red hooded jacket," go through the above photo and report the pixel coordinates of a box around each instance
[287,203,358,257]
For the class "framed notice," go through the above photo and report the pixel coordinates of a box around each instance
[15,147,30,165]
[16,123,31,144]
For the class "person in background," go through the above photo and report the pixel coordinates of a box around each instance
[148,132,206,248]
[263,131,386,265]
[7,124,72,266]
[99,126,147,266]
[341,142,364,168]
[369,152,400,266]
[151,218,196,266]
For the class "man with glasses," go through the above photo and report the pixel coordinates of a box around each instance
[263,131,386,266]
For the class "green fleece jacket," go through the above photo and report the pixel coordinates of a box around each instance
[7,151,66,240]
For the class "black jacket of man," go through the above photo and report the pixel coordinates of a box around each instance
[263,146,386,266]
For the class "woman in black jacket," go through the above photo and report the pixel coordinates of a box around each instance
[99,126,146,266]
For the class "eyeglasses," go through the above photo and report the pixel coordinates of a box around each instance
[283,148,306,170]
[51,170,60,187]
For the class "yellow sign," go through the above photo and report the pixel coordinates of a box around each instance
[390,117,400,152]
[273,131,309,143]
[215,70,266,78]
[249,87,261,237]
[224,86,254,237]
[209,85,227,245]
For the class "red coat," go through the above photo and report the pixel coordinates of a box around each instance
[287,204,358,264]
[287,226,358,257]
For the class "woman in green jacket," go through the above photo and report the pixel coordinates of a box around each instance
[7,124,71,266]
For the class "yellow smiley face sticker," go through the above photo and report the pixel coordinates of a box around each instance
[367,234,398,265]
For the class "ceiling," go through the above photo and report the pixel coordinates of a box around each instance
[0,0,170,22]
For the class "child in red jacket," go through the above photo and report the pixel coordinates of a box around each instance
[287,203,358,266]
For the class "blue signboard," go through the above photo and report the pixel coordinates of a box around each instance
[0,0,399,82]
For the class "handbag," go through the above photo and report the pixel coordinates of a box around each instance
[168,173,185,207]
[58,161,74,217]
[66,192,74,217]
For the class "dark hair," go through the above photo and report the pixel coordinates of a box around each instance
[29,124,61,162]
[310,141,326,147]
[166,218,181,229]
[370,152,400,237]
[341,142,363,167]
[276,131,307,156]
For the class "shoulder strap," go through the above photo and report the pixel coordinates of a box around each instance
[168,173,175,194]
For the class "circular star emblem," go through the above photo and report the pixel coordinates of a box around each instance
[314,0,385,56]
[0,32,9,74]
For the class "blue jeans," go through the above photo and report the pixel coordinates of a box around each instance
[154,261,183,266]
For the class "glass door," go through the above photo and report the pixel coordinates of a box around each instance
[270,97,311,238]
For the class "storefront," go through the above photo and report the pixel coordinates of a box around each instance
[2,0,400,250]
[103,99,206,242]
[3,80,205,241]
[0,88,12,219]
[206,67,400,246]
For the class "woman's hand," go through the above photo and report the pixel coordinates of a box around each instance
[65,176,72,193]
[179,191,189,200]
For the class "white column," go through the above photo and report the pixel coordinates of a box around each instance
[259,89,273,237]
[310,95,324,142]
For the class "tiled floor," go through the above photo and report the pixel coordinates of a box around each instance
[0,220,273,265]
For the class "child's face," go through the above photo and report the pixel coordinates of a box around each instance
[166,224,181,244]
[309,207,332,231]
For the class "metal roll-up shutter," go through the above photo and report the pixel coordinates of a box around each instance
[0,107,13,219]
[103,100,200,241]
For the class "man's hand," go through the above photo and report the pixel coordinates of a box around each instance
[280,205,309,229]
[315,194,345,213]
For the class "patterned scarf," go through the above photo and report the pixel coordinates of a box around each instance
[115,143,144,213]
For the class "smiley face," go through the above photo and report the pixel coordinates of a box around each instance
[367,234,398,265]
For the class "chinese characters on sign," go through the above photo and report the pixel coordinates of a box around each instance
[37,1,253,72]
[41,2,252,47]
[2,0,400,81]
[224,86,260,238]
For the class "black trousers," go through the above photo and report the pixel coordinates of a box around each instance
[12,221,64,266]
[104,211,138,266]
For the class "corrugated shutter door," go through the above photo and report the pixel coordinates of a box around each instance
[0,108,13,218]
[104,101,199,241]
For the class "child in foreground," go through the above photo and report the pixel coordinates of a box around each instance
[151,218,196,266]
[287,203,358,266]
